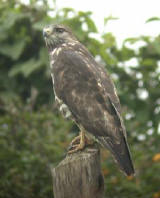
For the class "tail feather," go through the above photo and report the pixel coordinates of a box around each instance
[97,136,135,176]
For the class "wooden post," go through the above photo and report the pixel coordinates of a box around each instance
[52,145,104,198]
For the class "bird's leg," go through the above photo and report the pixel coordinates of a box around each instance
[68,131,94,154]
[68,131,85,154]
[79,130,85,149]
[70,135,81,146]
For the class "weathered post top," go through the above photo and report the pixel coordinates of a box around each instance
[52,145,104,198]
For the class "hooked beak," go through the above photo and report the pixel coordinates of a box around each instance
[43,27,52,38]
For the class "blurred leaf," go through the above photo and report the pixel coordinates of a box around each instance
[85,16,97,32]
[146,17,160,23]
[0,39,26,60]
[124,37,140,44]
[104,15,119,26]
[9,58,42,77]
[102,32,116,48]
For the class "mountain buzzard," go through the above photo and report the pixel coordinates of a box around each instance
[43,24,134,176]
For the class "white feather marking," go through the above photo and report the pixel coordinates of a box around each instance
[104,111,108,122]
[114,86,118,97]
[65,110,71,118]
[68,42,76,46]
[76,51,83,56]
[50,60,55,69]
[59,103,72,118]
[62,43,67,47]
[51,60,55,65]
[55,95,61,103]
[98,82,102,87]
[51,48,57,56]
[81,58,90,68]
[56,47,62,55]
[51,73,54,84]
[59,104,67,112]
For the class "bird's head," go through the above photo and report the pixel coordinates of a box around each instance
[43,24,77,51]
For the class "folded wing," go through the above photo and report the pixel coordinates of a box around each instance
[52,47,134,175]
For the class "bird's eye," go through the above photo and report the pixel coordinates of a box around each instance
[55,28,65,33]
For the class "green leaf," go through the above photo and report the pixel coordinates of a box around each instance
[0,39,26,60]
[0,11,28,30]
[33,18,51,31]
[151,38,160,54]
[146,17,160,23]
[124,37,140,44]
[85,17,97,32]
[102,32,116,48]
[104,15,119,26]
[9,58,42,77]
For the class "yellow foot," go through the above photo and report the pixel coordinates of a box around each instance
[68,131,94,154]
[68,143,85,154]
[70,135,81,146]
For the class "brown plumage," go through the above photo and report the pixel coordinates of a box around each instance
[43,24,135,176]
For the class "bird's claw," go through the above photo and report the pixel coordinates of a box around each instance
[67,132,94,154]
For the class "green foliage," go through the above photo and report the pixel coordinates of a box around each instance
[0,1,160,198]
[104,15,119,26]
[146,17,160,23]
[0,97,72,198]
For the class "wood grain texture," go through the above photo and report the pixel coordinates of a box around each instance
[52,145,104,198]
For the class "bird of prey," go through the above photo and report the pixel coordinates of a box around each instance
[43,24,134,176]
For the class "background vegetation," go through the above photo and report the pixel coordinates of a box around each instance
[0,1,160,198]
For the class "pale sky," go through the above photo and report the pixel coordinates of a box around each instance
[54,0,160,45]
